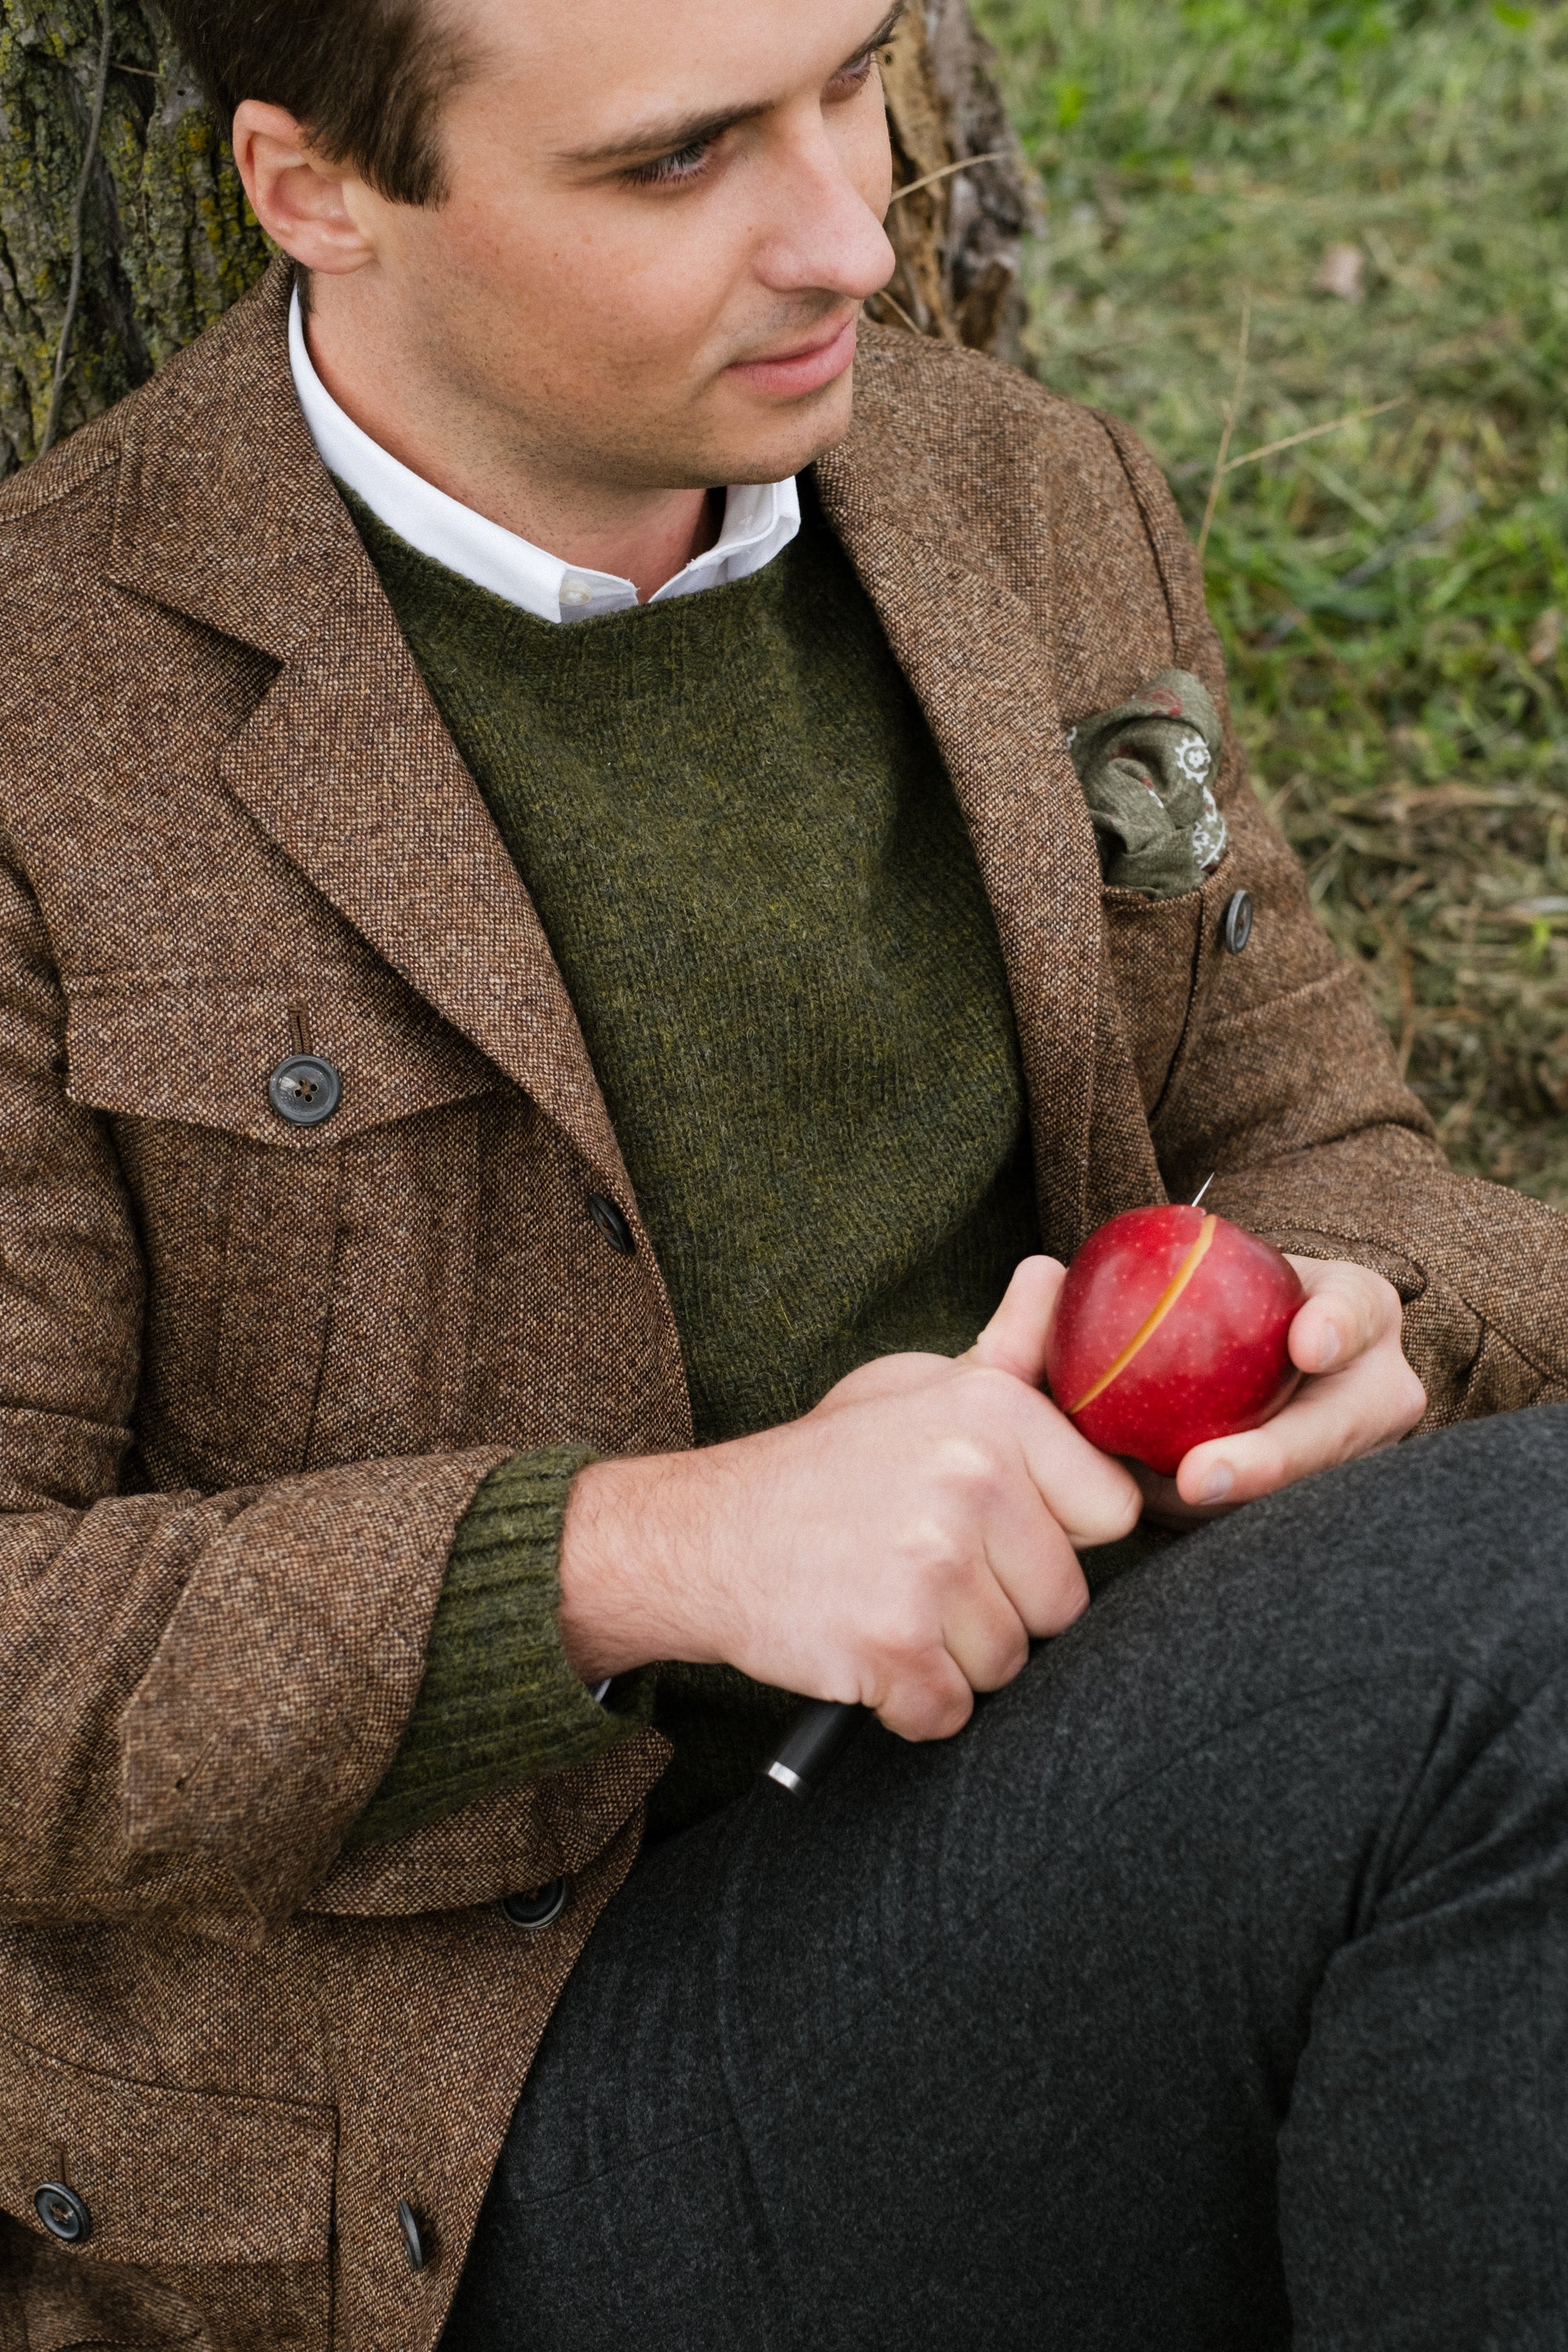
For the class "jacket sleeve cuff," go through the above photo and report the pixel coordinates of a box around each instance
[345,1446,649,1851]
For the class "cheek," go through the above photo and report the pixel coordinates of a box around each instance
[432,187,747,379]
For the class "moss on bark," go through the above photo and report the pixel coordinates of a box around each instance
[0,0,266,472]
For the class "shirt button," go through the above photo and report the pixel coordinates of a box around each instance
[268,1052,342,1126]
[500,1878,571,1931]
[560,579,594,608]
[34,2183,91,2244]
[396,2198,426,2273]
[1222,888,1254,954]
[586,1192,634,1255]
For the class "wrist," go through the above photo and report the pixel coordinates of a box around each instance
[557,1447,725,1682]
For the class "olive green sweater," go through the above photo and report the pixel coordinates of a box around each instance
[348,485,1042,1846]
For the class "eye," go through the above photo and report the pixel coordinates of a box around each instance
[626,135,719,188]
[826,46,880,96]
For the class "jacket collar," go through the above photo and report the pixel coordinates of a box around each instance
[104,263,1130,1250]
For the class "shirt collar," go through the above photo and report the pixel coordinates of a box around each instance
[288,288,800,625]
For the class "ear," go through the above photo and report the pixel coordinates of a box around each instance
[231,99,376,275]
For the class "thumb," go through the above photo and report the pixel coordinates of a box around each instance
[966,1255,1066,1388]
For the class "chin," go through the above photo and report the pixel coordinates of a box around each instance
[706,370,858,489]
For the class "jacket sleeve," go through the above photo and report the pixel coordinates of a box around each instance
[1098,415,1568,1426]
[0,840,659,1941]
[347,1446,652,1850]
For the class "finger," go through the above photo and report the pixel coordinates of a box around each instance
[1000,1376,1143,1548]
[975,1470,1091,1642]
[874,1645,977,1743]
[1174,1336,1425,1508]
[925,1454,1091,1661]
[1284,1256,1396,1377]
[884,1439,1090,1724]
[966,1255,1066,1386]
[942,1570,1035,1695]
[1127,1458,1219,1530]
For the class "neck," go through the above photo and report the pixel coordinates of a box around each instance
[303,296,722,604]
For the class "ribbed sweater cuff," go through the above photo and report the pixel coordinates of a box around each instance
[347,1446,644,1849]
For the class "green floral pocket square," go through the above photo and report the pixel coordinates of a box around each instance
[1068,669,1228,898]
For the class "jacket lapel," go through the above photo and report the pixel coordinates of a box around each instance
[103,261,630,1194]
[817,387,1156,1255]
[103,266,1156,1240]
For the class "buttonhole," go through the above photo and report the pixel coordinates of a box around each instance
[287,1006,314,1058]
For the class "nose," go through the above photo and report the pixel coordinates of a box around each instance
[750,111,897,306]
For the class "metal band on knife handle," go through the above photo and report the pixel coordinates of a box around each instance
[762,1698,862,1795]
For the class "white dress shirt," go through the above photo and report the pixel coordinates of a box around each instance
[288,289,800,623]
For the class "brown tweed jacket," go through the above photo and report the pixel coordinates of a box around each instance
[0,255,1563,2352]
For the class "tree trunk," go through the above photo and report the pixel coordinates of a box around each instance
[0,0,1029,477]
[0,0,266,472]
[875,0,1034,363]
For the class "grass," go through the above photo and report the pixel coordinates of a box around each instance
[974,0,1568,1201]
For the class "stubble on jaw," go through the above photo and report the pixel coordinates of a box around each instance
[392,285,866,502]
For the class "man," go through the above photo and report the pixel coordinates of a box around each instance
[0,0,1566,2343]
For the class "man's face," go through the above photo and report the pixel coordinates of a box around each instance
[332,0,900,493]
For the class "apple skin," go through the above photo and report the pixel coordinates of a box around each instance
[1044,1205,1305,1477]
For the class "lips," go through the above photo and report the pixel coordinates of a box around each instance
[727,311,858,397]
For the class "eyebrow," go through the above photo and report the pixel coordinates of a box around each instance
[557,0,908,168]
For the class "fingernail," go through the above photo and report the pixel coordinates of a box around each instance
[1315,1327,1341,1369]
[1199,1464,1233,1504]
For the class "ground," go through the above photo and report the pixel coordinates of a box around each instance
[977,0,1568,1201]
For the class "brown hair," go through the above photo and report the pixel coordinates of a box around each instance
[159,0,469,205]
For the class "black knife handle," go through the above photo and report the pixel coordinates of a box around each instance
[760,1699,863,1797]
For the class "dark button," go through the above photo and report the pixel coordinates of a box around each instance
[500,1878,571,1932]
[268,1053,342,1127]
[396,2198,426,2274]
[34,2183,90,2245]
[1222,888,1254,955]
[586,1193,633,1255]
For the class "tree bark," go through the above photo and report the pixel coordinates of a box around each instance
[0,0,1029,477]
[0,0,266,472]
[876,0,1034,364]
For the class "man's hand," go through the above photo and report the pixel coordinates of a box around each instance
[557,1252,1421,1736]
[558,1259,1140,1740]
[1134,1254,1427,1526]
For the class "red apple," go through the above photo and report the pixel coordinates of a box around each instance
[1044,1205,1305,1477]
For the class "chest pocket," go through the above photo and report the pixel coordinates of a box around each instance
[1103,851,1239,1123]
[64,971,495,1491]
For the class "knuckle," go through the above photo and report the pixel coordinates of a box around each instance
[931,1434,1007,1513]
[958,1364,1029,1426]
[1244,1433,1292,1490]
[889,1515,969,1601]
[972,1628,1029,1691]
[860,1610,938,1682]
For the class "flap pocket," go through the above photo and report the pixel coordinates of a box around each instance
[64,969,494,1147]
[0,2031,335,2266]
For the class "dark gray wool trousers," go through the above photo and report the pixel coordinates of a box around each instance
[441,1406,1568,2351]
